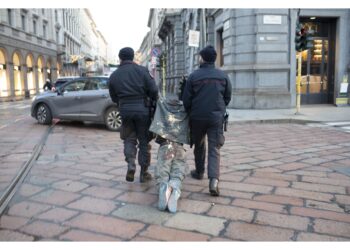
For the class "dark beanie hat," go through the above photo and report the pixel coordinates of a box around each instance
[119,47,134,61]
[199,45,217,63]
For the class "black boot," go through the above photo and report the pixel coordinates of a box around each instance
[209,178,220,196]
[140,166,152,183]
[190,170,204,180]
[126,162,136,182]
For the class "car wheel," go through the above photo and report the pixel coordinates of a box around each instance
[36,103,52,125]
[105,107,121,131]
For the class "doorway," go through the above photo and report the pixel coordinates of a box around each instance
[299,18,336,104]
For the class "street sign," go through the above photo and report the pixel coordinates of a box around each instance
[188,30,200,47]
[151,48,160,57]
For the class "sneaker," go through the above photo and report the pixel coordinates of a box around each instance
[190,170,204,180]
[158,183,172,211]
[168,189,181,213]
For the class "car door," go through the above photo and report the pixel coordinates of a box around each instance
[51,79,86,120]
[79,78,110,122]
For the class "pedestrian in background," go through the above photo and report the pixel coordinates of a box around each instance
[43,79,52,91]
[109,47,158,183]
[149,96,189,213]
[182,45,232,196]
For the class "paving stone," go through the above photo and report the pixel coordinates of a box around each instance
[21,221,68,238]
[255,211,309,231]
[0,215,30,230]
[292,182,346,194]
[305,200,345,213]
[291,207,350,223]
[140,225,210,241]
[112,204,172,225]
[30,190,81,206]
[7,201,51,218]
[81,172,114,180]
[0,230,34,241]
[243,177,290,187]
[177,199,212,214]
[225,222,294,241]
[59,230,120,241]
[81,186,123,199]
[253,194,303,206]
[313,219,350,238]
[164,212,226,236]
[52,180,89,192]
[37,208,79,222]
[275,187,333,202]
[17,183,45,197]
[297,232,349,241]
[65,213,144,239]
[232,199,285,213]
[67,196,117,215]
[220,182,273,194]
[208,204,254,222]
[116,191,157,205]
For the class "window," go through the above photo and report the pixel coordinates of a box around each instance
[216,28,224,67]
[55,10,58,22]
[43,24,46,38]
[33,20,37,34]
[7,9,12,26]
[42,9,45,15]
[63,81,85,92]
[56,31,59,43]
[84,80,100,91]
[98,79,109,89]
[21,14,26,31]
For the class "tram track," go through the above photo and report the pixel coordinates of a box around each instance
[0,123,55,216]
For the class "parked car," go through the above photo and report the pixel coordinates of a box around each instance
[31,76,121,131]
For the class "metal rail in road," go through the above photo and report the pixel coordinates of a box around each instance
[0,124,55,216]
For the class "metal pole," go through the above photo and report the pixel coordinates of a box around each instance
[162,55,166,97]
[296,52,302,114]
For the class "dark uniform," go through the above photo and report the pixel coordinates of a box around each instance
[182,45,232,196]
[108,47,158,183]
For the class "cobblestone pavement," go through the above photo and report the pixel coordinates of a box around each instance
[0,101,46,199]
[1,121,350,241]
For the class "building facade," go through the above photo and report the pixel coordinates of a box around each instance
[150,8,350,108]
[0,9,58,99]
[0,8,109,101]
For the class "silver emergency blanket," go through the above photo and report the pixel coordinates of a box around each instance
[149,97,190,145]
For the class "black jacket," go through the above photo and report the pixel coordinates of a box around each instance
[108,61,158,116]
[182,63,232,121]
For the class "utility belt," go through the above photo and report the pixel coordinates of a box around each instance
[119,96,145,104]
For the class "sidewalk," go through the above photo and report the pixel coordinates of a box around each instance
[228,105,350,123]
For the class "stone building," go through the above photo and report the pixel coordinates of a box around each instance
[148,9,350,108]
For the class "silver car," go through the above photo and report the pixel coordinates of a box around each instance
[31,76,122,131]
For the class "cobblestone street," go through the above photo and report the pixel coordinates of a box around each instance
[1,119,350,241]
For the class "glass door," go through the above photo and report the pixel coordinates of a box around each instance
[300,38,329,104]
[299,18,335,104]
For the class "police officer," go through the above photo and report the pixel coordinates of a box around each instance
[109,47,158,183]
[182,45,232,196]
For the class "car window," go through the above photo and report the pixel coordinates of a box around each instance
[98,78,109,89]
[63,80,86,92]
[84,79,100,91]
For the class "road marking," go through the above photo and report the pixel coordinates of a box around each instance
[0,125,8,130]
[310,121,350,134]
[325,121,350,126]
